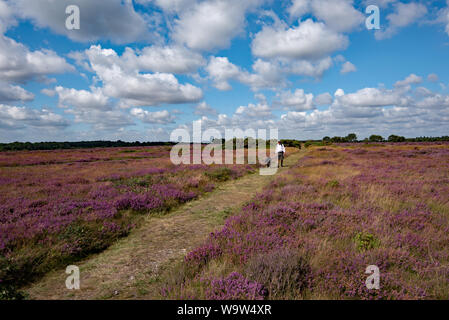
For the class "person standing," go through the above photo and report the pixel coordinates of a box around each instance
[276,141,286,167]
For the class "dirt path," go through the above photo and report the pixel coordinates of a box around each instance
[24,151,305,300]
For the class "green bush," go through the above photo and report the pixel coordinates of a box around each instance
[326,180,340,188]
[205,167,233,182]
[354,232,380,252]
[0,283,25,300]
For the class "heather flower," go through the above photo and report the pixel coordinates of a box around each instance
[204,272,267,300]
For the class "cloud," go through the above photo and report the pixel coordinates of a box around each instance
[72,45,205,75]
[394,73,422,87]
[338,87,403,107]
[182,102,278,135]
[277,89,315,111]
[288,56,333,78]
[427,73,439,82]
[185,110,277,136]
[0,0,15,33]
[206,56,285,91]
[235,102,273,119]
[414,92,449,110]
[54,86,110,110]
[121,46,205,74]
[375,2,427,40]
[142,0,196,13]
[130,108,176,124]
[439,3,449,37]
[314,92,333,106]
[194,101,218,116]
[85,45,203,107]
[9,0,154,44]
[206,55,333,92]
[335,88,345,97]
[206,56,241,91]
[252,19,349,60]
[238,59,286,91]
[362,0,396,9]
[183,74,449,141]
[66,107,133,131]
[0,104,68,129]
[288,0,309,18]
[0,34,74,83]
[277,76,449,139]
[0,82,34,103]
[48,85,137,131]
[41,88,56,97]
[172,0,262,51]
[309,0,364,32]
[340,61,357,74]
[280,110,307,122]
[288,0,364,32]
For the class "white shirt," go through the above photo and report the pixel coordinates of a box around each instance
[276,144,285,154]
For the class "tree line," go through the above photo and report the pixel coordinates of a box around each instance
[0,140,176,152]
[1,134,448,152]
[212,138,302,149]
[322,133,449,143]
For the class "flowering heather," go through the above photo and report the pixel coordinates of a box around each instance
[204,272,267,300]
[172,144,449,300]
[185,243,223,268]
[0,146,255,290]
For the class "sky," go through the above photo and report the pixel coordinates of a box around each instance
[0,0,449,142]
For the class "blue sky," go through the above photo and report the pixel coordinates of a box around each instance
[0,0,448,142]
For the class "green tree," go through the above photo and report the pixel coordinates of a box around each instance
[388,135,405,142]
[369,135,384,142]
[345,133,357,142]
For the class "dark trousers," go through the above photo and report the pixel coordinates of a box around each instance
[277,152,284,167]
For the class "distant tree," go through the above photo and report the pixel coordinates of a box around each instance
[322,136,331,142]
[388,135,406,142]
[330,136,345,143]
[280,139,302,149]
[304,140,313,148]
[345,133,357,142]
[369,135,384,142]
[0,140,175,151]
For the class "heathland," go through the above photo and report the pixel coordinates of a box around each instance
[1,143,448,300]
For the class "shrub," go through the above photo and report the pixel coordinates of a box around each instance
[326,180,340,188]
[114,193,164,212]
[354,232,380,252]
[244,248,311,299]
[0,282,25,300]
[184,243,222,271]
[205,167,233,182]
[205,272,267,300]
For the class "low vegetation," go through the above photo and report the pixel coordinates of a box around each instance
[0,146,256,297]
[162,143,449,300]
